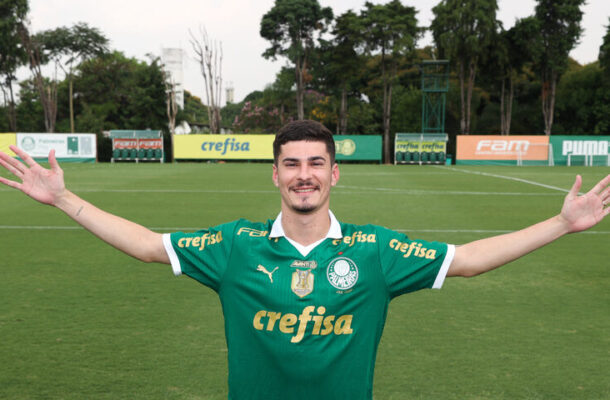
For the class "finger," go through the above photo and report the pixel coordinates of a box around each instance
[48,149,61,173]
[588,174,610,196]
[0,157,24,179]
[0,175,22,190]
[9,145,40,169]
[0,150,26,175]
[567,175,582,199]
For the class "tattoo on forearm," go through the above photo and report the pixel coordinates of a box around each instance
[76,206,84,217]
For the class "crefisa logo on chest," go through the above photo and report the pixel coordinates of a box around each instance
[327,257,358,291]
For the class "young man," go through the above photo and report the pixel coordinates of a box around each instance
[0,120,609,399]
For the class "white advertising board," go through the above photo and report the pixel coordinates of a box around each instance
[17,133,96,161]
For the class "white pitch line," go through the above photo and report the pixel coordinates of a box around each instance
[434,166,572,193]
[1,225,609,235]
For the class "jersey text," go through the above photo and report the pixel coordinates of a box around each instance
[177,232,223,251]
[389,239,437,259]
[253,305,353,343]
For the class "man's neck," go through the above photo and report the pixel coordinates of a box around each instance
[280,206,331,246]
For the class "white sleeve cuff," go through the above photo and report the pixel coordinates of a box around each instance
[432,244,455,289]
[162,233,182,276]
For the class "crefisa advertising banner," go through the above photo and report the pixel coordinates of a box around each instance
[16,133,97,162]
[174,134,382,161]
[457,135,550,165]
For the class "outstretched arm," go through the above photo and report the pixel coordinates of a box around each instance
[0,145,169,264]
[448,174,610,277]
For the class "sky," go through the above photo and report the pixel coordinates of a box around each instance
[25,0,609,105]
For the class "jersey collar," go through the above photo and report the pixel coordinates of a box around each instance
[269,210,343,239]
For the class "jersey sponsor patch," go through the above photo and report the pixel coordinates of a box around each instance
[327,257,359,290]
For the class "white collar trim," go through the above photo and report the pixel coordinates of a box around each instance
[269,210,342,257]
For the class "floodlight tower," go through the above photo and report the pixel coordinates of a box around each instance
[421,60,449,133]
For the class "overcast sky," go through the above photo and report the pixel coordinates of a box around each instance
[26,0,608,105]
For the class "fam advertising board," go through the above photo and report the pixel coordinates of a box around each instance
[174,134,382,161]
[6,133,97,162]
[456,135,550,165]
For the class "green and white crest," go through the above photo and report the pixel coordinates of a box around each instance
[326,257,358,290]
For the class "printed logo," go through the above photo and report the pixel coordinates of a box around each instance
[290,260,316,298]
[327,257,358,290]
[336,139,356,156]
[257,264,278,283]
[21,136,35,152]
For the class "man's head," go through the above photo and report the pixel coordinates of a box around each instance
[272,120,339,215]
[273,120,336,165]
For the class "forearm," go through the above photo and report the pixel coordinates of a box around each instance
[55,190,169,264]
[449,215,570,277]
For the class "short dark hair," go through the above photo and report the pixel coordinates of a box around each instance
[273,120,336,164]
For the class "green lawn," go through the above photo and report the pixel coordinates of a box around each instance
[1,162,608,399]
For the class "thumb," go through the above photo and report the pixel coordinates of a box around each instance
[48,149,62,173]
[567,175,582,200]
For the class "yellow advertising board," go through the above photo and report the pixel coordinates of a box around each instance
[0,133,17,156]
[174,134,275,160]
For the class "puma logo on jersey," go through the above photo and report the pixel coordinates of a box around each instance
[257,265,279,283]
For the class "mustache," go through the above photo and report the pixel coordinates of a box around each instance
[291,181,320,189]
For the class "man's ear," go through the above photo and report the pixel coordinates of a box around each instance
[272,164,279,187]
[331,163,339,186]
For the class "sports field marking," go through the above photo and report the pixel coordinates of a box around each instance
[434,166,573,193]
[336,185,561,196]
[2,225,609,234]
[0,186,563,196]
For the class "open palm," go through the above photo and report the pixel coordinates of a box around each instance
[0,145,65,206]
[560,174,610,233]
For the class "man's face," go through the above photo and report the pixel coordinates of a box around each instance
[272,140,339,214]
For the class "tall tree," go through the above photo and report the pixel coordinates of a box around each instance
[431,0,499,134]
[360,0,421,162]
[39,23,108,133]
[260,0,333,120]
[19,25,59,132]
[190,26,223,134]
[598,18,610,76]
[324,10,363,134]
[533,0,585,135]
[0,0,28,131]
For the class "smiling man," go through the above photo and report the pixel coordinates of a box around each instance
[0,120,609,399]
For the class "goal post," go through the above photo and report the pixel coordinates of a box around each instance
[516,142,554,166]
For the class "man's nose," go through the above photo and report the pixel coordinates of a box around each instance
[297,163,312,179]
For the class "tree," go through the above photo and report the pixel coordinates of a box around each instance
[599,18,610,76]
[190,26,223,134]
[431,0,499,134]
[19,24,60,133]
[360,0,421,162]
[532,0,585,135]
[319,10,363,134]
[0,0,28,131]
[73,51,166,133]
[38,23,108,133]
[260,0,333,120]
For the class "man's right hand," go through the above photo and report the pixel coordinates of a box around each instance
[0,145,66,206]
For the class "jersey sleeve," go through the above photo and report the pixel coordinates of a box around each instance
[162,220,238,292]
[376,226,455,298]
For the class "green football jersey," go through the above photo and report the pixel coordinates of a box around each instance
[163,214,454,400]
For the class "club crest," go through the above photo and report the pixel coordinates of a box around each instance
[327,257,358,290]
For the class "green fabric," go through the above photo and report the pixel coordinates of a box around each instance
[167,219,449,399]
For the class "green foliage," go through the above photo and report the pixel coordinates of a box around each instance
[600,18,610,76]
[260,0,333,62]
[72,51,166,132]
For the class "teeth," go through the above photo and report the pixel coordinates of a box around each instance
[295,188,315,193]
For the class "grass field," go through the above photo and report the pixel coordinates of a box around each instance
[1,162,609,399]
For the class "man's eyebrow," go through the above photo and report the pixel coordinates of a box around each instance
[281,156,327,163]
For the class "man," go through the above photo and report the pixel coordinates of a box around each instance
[0,120,609,399]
